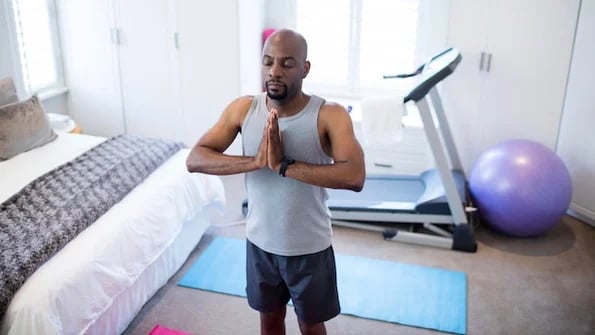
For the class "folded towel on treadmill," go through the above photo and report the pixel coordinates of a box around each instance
[361,95,405,147]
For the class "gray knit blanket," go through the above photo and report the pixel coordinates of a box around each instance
[0,134,185,317]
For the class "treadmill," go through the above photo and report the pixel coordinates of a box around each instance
[327,47,478,253]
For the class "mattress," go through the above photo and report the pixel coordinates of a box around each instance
[0,133,225,335]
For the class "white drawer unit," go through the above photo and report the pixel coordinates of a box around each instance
[363,126,434,176]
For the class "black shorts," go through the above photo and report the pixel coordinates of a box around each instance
[245,240,340,324]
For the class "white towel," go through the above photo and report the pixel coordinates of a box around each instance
[360,95,404,147]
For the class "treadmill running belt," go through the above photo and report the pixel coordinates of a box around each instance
[327,176,424,211]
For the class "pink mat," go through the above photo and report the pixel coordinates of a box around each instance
[148,324,192,335]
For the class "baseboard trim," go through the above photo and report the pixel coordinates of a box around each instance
[567,202,595,227]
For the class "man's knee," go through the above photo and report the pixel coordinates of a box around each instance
[298,320,326,335]
[260,306,287,334]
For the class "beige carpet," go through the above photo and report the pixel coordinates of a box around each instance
[123,175,595,335]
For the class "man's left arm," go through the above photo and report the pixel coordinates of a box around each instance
[269,104,366,192]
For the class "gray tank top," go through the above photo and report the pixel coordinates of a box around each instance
[242,93,333,256]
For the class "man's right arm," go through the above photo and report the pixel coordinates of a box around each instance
[186,96,266,175]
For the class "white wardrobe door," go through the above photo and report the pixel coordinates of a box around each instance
[57,0,124,137]
[557,0,595,224]
[175,0,241,151]
[477,0,579,152]
[116,0,179,141]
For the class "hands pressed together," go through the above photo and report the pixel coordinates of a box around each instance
[255,108,284,173]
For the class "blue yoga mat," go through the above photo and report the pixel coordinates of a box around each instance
[179,237,467,334]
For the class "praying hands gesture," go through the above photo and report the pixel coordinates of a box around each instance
[255,108,284,173]
[267,108,284,173]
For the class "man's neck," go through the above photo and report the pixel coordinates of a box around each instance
[267,92,310,117]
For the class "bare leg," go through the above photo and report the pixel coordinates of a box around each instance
[298,320,326,335]
[260,305,287,335]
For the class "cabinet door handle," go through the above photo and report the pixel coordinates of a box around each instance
[486,53,492,72]
[111,28,120,45]
[374,163,393,168]
[174,32,180,49]
[479,52,486,71]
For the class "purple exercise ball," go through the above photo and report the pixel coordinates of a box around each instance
[469,139,572,237]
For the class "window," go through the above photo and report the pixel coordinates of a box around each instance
[7,0,64,95]
[294,0,444,100]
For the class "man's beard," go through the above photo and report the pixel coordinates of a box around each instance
[266,82,288,100]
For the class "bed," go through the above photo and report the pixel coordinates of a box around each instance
[0,131,225,335]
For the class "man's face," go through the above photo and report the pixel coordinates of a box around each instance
[261,41,308,101]
[262,55,297,100]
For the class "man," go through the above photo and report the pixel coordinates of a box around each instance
[186,29,365,335]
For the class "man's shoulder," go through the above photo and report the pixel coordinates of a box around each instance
[316,98,352,132]
[317,98,349,115]
[227,94,262,116]
[232,94,258,107]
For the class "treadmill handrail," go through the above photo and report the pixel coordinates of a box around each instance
[383,47,462,103]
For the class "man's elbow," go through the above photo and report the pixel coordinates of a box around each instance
[186,156,196,173]
[350,184,364,192]
[350,180,364,192]
[348,171,365,192]
[186,154,203,173]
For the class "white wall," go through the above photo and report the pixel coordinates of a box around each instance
[40,94,69,114]
[239,0,265,95]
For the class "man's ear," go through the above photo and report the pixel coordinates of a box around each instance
[303,60,311,79]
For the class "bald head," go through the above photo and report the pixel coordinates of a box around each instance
[261,29,310,102]
[263,29,308,61]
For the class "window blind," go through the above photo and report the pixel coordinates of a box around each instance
[296,0,419,97]
[359,0,419,91]
[11,0,62,94]
[296,0,351,88]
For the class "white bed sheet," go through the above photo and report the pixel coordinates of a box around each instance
[0,132,108,203]
[0,133,225,335]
